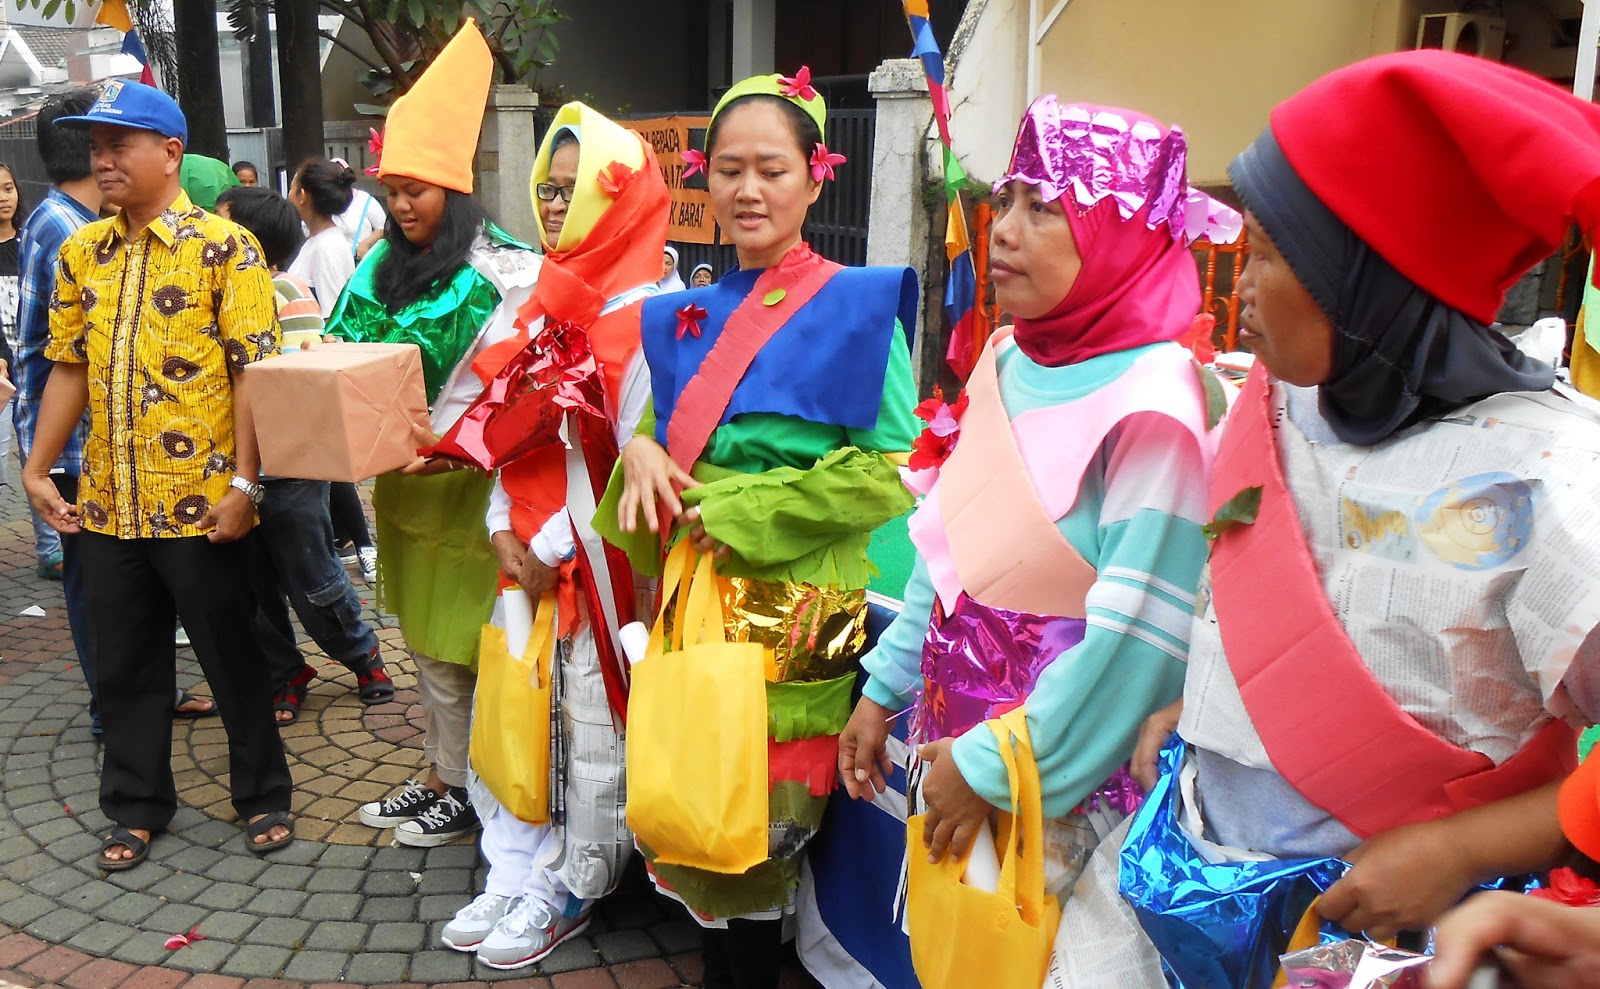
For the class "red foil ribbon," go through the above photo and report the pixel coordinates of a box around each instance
[425,320,607,471]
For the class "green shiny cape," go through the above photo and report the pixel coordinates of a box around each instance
[325,223,530,402]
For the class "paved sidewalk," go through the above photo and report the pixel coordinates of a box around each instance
[0,470,820,989]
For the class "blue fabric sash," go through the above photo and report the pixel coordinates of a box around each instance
[644,264,918,445]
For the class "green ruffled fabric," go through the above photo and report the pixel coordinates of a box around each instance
[642,780,827,918]
[594,446,912,588]
[324,223,527,402]
[766,672,855,742]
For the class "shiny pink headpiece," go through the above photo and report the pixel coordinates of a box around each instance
[997,97,1242,245]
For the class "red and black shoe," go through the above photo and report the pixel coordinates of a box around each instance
[356,662,395,706]
[273,663,317,725]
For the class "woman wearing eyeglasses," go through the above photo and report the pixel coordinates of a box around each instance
[324,23,542,849]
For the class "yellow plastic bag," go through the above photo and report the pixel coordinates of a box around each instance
[906,707,1061,989]
[625,541,770,874]
[469,594,557,825]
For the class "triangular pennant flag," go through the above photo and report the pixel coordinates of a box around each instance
[95,0,133,33]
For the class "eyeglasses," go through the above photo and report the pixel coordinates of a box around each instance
[535,183,575,203]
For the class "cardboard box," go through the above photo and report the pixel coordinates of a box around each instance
[242,342,429,482]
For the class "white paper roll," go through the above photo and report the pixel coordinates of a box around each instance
[962,818,1000,893]
[502,588,533,657]
[618,622,650,665]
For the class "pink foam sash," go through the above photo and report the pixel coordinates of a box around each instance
[1209,365,1576,838]
[664,248,841,474]
[910,334,1213,615]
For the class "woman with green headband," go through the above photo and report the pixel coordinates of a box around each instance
[596,68,919,988]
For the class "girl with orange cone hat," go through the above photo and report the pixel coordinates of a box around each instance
[326,21,543,850]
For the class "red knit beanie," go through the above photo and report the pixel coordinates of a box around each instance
[1270,49,1600,326]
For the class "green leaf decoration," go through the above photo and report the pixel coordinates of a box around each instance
[1194,360,1228,431]
[763,289,787,307]
[1202,486,1262,542]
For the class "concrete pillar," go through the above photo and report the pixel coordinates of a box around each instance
[868,58,938,390]
[731,0,775,80]
[477,85,541,248]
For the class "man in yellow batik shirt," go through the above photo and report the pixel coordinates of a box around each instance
[21,81,294,873]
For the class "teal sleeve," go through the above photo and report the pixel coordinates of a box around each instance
[860,554,937,711]
[845,319,918,454]
[951,508,1208,818]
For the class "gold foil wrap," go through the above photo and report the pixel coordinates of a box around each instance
[662,575,866,684]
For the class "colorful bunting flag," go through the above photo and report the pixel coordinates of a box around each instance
[902,1,983,379]
[96,0,156,86]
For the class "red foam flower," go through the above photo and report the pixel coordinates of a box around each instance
[676,303,708,340]
[809,142,846,183]
[681,148,708,178]
[1530,868,1600,907]
[908,386,968,472]
[779,65,818,102]
[598,160,636,198]
[364,127,383,177]
[1179,312,1217,365]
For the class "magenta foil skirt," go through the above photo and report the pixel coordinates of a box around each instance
[913,592,1085,743]
[914,593,1145,817]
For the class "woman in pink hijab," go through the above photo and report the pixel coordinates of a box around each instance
[832,96,1240,975]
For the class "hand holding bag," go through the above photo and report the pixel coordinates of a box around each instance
[906,706,1062,989]
[624,541,770,874]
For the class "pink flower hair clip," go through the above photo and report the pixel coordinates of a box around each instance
[681,147,708,179]
[809,143,846,183]
[779,66,818,102]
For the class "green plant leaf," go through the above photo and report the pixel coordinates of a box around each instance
[1202,486,1262,542]
[1193,360,1228,431]
[352,102,389,116]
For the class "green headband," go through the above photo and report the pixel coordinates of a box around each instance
[712,66,826,134]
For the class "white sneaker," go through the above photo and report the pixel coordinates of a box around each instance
[358,545,378,583]
[476,897,592,970]
[174,623,190,647]
[440,892,520,952]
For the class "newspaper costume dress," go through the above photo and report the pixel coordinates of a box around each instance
[1050,50,1600,988]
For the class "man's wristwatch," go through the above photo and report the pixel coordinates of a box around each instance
[229,475,266,507]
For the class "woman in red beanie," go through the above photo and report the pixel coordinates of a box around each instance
[1048,49,1600,989]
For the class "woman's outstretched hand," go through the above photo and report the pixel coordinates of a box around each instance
[617,436,698,533]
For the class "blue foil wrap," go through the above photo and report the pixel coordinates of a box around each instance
[1119,736,1346,989]
[1120,738,1544,988]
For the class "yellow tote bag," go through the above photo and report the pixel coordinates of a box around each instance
[906,707,1061,989]
[625,541,770,874]
[469,594,557,825]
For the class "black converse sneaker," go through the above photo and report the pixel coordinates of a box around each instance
[394,786,480,847]
[357,782,442,828]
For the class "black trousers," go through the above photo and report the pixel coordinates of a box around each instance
[79,531,292,832]
[328,481,373,550]
[699,917,783,989]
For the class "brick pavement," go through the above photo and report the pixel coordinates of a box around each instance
[0,467,821,988]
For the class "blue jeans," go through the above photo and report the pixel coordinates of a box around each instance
[49,474,95,728]
[253,478,380,691]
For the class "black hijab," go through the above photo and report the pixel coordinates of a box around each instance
[1228,129,1553,446]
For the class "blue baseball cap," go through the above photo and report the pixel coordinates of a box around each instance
[54,80,187,143]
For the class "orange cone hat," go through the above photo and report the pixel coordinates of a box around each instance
[376,20,493,194]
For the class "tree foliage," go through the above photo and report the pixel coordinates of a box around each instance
[228,0,562,106]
